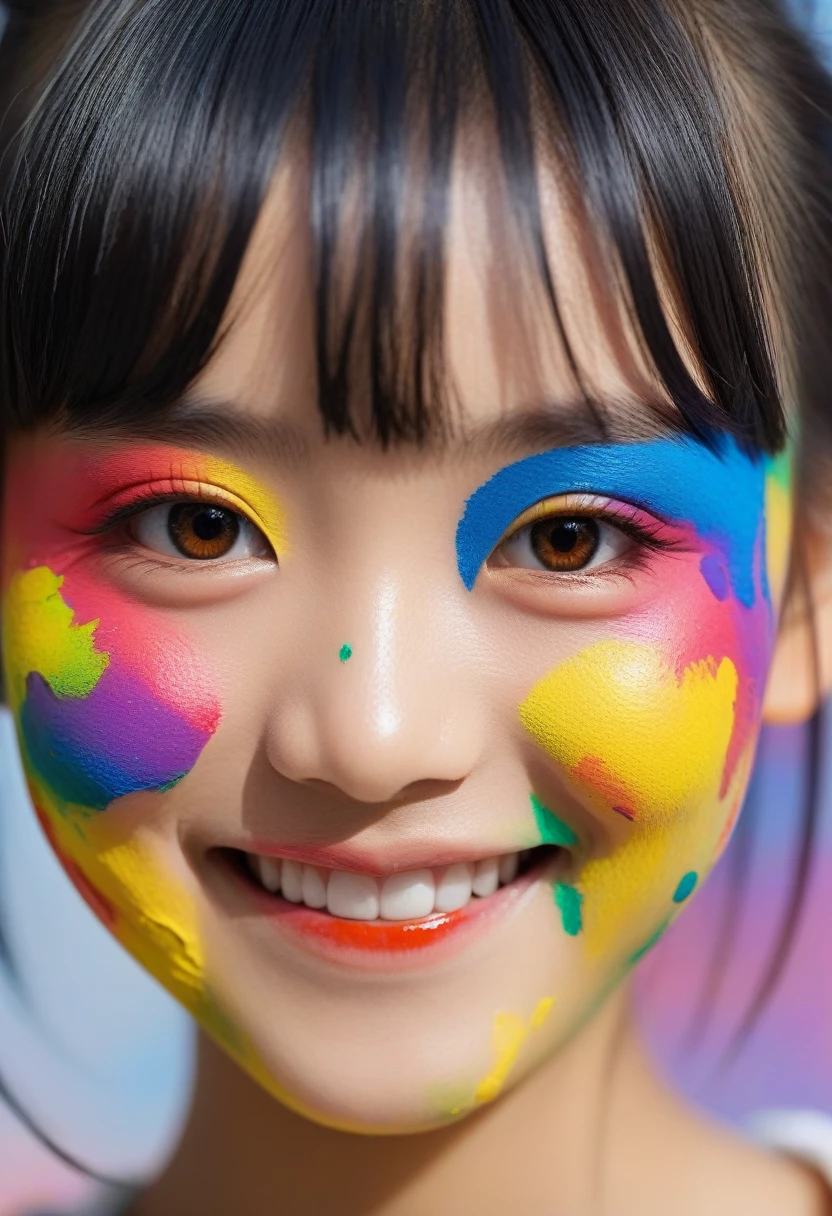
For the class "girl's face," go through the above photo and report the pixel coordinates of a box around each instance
[0,157,793,1133]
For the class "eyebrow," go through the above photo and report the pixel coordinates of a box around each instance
[72,395,313,467]
[69,391,680,465]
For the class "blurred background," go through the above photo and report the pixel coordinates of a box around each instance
[1,2,832,1212]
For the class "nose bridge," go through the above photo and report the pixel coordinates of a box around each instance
[268,529,483,803]
[366,569,411,748]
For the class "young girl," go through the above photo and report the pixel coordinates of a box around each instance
[1,0,831,1212]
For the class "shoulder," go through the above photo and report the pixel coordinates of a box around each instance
[671,1106,832,1216]
[750,1110,832,1212]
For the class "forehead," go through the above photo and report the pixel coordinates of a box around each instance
[193,130,680,447]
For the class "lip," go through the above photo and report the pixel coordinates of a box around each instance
[211,849,554,974]
[240,837,529,877]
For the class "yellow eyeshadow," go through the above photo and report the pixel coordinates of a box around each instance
[498,494,609,541]
[198,455,289,553]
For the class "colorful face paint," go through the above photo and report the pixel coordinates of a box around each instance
[1,437,296,1104]
[459,434,792,967]
[6,567,217,812]
[434,997,554,1118]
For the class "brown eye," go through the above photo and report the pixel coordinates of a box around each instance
[496,512,632,574]
[168,503,241,559]
[130,501,270,561]
[528,517,600,572]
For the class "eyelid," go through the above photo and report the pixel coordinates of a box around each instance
[495,493,670,549]
[82,479,271,540]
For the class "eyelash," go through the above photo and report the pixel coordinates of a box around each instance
[84,487,680,583]
[495,498,679,575]
[83,487,271,554]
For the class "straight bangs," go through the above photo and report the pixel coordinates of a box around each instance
[0,0,799,450]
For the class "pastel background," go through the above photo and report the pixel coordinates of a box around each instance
[1,4,832,1212]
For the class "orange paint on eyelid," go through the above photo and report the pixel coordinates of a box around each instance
[81,445,288,552]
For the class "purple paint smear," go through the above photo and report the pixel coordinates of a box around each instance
[700,554,730,602]
[21,668,212,812]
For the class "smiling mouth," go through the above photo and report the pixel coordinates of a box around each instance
[232,847,552,920]
[217,841,561,933]
[208,842,566,968]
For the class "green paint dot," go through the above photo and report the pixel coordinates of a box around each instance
[673,871,698,904]
[555,882,583,936]
[630,916,671,965]
[530,793,578,848]
[339,643,353,663]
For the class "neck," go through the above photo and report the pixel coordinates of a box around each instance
[130,987,702,1216]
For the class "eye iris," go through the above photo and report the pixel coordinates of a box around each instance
[168,504,240,559]
[529,517,599,571]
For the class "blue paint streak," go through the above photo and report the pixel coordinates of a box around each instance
[455,434,766,606]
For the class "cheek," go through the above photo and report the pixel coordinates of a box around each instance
[1,563,261,1063]
[518,557,772,962]
[520,638,739,824]
[4,565,220,814]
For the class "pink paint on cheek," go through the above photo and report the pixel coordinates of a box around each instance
[622,531,773,798]
[15,565,221,812]
[4,443,222,812]
[63,570,221,731]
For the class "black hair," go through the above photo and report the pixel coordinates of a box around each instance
[2,0,825,451]
[0,0,830,1186]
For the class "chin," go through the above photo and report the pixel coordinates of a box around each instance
[197,888,604,1136]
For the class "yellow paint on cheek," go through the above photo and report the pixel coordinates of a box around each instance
[3,568,109,710]
[521,641,737,818]
[474,997,554,1106]
[26,776,349,1128]
[202,455,289,554]
[520,641,741,958]
[529,995,554,1029]
[30,777,205,1010]
[474,1013,526,1104]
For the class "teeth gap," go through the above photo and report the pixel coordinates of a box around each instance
[223,844,559,922]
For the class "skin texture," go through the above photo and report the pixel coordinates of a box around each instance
[2,136,830,1212]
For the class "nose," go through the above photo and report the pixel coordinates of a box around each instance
[265,569,484,804]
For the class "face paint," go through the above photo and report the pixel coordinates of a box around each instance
[456,432,769,603]
[5,567,217,811]
[458,434,792,967]
[0,437,298,1102]
[434,997,555,1118]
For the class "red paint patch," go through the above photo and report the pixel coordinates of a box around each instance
[715,789,744,860]
[572,754,640,821]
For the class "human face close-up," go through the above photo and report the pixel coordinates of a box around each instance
[0,147,793,1136]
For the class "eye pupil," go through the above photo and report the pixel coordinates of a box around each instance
[192,506,227,541]
[168,503,240,559]
[530,517,599,571]
[548,520,586,553]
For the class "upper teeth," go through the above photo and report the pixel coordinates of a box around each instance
[247,851,523,921]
